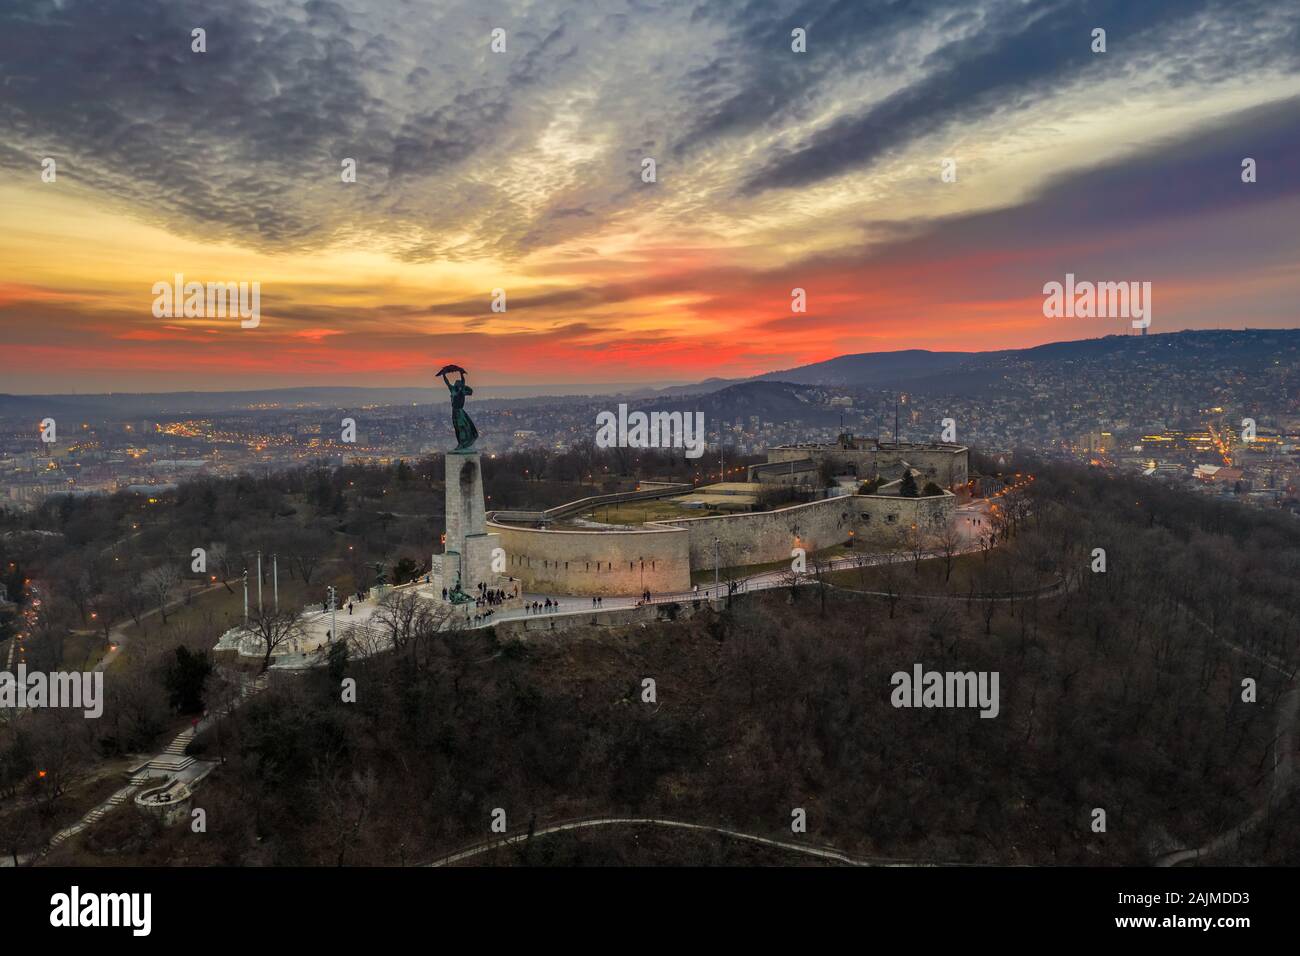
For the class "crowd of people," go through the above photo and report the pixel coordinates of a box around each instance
[476,584,509,608]
[438,581,515,607]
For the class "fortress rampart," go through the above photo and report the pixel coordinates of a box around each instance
[656,491,953,570]
[489,490,954,595]
[762,441,969,488]
[488,520,691,596]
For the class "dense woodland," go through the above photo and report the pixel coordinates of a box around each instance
[0,444,750,656]
[2,449,1298,865]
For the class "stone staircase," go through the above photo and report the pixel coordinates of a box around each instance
[143,732,196,774]
[44,780,144,853]
[35,670,271,860]
[132,673,269,776]
[237,671,271,702]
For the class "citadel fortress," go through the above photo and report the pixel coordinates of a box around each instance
[219,391,969,665]
[446,435,966,597]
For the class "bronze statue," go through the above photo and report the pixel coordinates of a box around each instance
[447,579,473,605]
[437,364,478,451]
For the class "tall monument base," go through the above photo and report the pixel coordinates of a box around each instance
[432,449,503,599]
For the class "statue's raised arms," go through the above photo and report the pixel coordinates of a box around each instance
[437,364,478,451]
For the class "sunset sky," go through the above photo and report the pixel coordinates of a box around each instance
[1,0,1299,393]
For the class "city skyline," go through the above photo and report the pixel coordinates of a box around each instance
[2,0,1299,392]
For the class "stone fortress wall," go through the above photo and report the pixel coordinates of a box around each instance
[489,490,954,595]
[480,441,967,597]
[654,491,953,571]
[485,481,699,596]
[489,521,691,596]
[762,441,969,488]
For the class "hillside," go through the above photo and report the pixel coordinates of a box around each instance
[29,458,1300,867]
[673,328,1300,398]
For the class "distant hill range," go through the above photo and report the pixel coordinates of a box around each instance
[662,349,974,395]
[629,379,846,427]
[666,328,1299,397]
[1,329,1294,420]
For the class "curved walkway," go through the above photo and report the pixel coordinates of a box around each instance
[471,540,995,630]
[424,815,974,868]
[15,670,269,865]
[95,580,226,673]
[1154,631,1298,867]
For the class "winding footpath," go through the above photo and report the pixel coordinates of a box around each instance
[94,580,226,673]
[1154,633,1298,867]
[425,816,975,868]
[3,669,270,866]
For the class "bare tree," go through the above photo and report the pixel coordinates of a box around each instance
[247,606,305,673]
[207,542,234,592]
[935,514,962,584]
[120,584,148,628]
[372,589,439,654]
[903,520,931,575]
[810,555,832,616]
[1000,483,1031,538]
[90,592,117,643]
[977,561,999,635]
[990,501,1012,543]
[318,763,378,867]
[777,566,803,603]
[877,550,903,619]
[63,562,92,623]
[851,550,874,591]
[141,564,181,623]
[288,529,330,586]
[27,709,94,813]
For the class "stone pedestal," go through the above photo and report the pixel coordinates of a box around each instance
[438,450,501,597]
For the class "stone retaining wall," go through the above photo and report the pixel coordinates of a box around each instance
[489,491,953,593]
[488,520,691,596]
[655,492,954,569]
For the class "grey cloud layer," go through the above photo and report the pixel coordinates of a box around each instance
[733,0,1299,193]
[1,0,1297,262]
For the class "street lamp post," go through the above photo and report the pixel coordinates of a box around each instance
[327,586,337,643]
[242,570,249,627]
[713,537,720,598]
